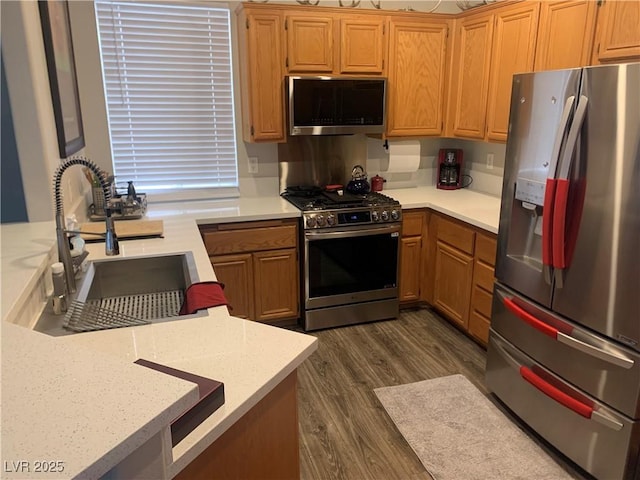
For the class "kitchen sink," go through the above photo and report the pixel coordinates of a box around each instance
[34,252,205,336]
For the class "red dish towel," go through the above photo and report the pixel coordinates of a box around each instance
[179,281,228,315]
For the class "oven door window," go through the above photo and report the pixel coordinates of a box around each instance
[307,233,398,298]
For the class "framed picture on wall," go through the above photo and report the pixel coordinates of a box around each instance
[38,0,85,158]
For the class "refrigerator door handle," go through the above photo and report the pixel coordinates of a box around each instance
[520,366,623,431]
[552,95,589,281]
[542,95,576,285]
[557,332,635,370]
[503,296,634,369]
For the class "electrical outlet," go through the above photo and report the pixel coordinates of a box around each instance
[248,156,259,174]
[486,153,494,170]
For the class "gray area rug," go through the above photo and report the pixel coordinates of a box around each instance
[374,374,573,480]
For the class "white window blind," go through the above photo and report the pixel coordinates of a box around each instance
[95,1,238,199]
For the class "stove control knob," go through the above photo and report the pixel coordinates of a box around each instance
[391,209,400,221]
[372,211,380,222]
[381,210,390,222]
[306,216,317,228]
[326,214,336,226]
[316,215,326,227]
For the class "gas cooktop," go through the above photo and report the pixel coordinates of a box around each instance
[282,187,399,211]
[282,187,402,229]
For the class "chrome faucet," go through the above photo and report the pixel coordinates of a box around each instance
[54,156,119,293]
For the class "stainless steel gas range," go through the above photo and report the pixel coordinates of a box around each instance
[282,187,401,331]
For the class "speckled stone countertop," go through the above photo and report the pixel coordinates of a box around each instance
[0,187,499,479]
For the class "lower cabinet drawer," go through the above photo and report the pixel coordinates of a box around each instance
[202,224,297,255]
[471,285,493,318]
[472,260,494,293]
[468,310,490,345]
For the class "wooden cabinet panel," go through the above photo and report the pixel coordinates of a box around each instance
[387,18,449,137]
[401,211,425,237]
[448,13,494,139]
[469,310,490,345]
[340,16,385,74]
[486,2,540,142]
[254,249,299,321]
[202,225,297,256]
[286,14,335,72]
[436,216,475,255]
[473,261,494,293]
[471,285,493,318]
[211,254,254,320]
[400,237,422,302]
[238,10,285,142]
[535,0,596,71]
[434,241,474,328]
[475,233,497,266]
[175,371,299,480]
[201,219,299,324]
[593,0,640,62]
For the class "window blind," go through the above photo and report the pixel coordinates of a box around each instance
[95,1,238,198]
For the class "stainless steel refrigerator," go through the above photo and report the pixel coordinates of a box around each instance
[486,62,640,480]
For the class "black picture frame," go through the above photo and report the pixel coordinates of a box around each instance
[38,0,85,158]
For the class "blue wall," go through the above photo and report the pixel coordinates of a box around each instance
[1,52,29,223]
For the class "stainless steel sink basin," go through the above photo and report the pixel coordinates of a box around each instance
[34,252,205,336]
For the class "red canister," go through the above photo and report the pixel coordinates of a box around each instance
[371,175,385,192]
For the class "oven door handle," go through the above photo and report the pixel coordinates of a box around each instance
[305,225,400,241]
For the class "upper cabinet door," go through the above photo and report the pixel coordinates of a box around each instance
[535,1,597,71]
[286,14,335,73]
[387,18,449,137]
[448,13,494,139]
[240,11,285,142]
[339,15,386,74]
[486,2,540,143]
[593,0,640,63]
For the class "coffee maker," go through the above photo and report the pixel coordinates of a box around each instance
[437,149,463,190]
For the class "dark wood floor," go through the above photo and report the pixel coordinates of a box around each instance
[296,307,488,480]
[296,307,588,480]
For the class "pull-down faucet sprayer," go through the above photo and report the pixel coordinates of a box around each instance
[53,156,119,293]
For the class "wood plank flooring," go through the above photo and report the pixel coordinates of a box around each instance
[296,307,487,480]
[296,307,588,480]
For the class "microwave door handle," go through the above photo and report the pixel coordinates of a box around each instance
[552,95,588,285]
[543,95,575,285]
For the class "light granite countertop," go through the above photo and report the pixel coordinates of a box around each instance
[0,186,500,479]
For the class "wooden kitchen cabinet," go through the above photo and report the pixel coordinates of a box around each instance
[200,219,299,325]
[427,212,496,346]
[446,1,538,142]
[592,0,640,63]
[286,13,335,73]
[253,249,299,321]
[468,232,497,346]
[386,17,450,137]
[447,13,494,139]
[485,1,539,142]
[534,0,597,71]
[339,14,386,74]
[210,253,254,319]
[236,7,285,142]
[399,210,426,304]
[432,215,475,328]
[285,11,385,75]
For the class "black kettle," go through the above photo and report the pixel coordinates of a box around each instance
[346,165,370,194]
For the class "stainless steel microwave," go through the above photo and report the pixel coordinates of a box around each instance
[287,76,386,136]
